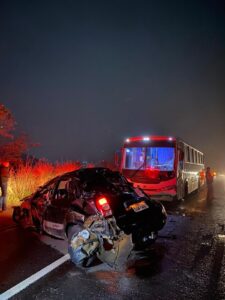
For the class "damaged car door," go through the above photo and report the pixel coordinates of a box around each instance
[43,178,72,238]
[28,181,56,230]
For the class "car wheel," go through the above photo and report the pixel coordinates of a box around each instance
[12,207,22,223]
[67,224,83,242]
[67,224,98,267]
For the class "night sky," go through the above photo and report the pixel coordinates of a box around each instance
[0,1,225,170]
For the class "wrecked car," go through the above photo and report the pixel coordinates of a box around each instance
[12,168,167,266]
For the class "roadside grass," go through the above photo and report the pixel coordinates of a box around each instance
[7,160,81,207]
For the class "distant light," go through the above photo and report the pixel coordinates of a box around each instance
[218,234,225,241]
[126,138,130,143]
[126,149,130,153]
[168,137,173,141]
[143,137,150,141]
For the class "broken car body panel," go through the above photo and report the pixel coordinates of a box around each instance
[12,168,167,254]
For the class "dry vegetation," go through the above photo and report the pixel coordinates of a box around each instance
[7,160,82,206]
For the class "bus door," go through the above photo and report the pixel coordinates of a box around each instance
[177,149,185,199]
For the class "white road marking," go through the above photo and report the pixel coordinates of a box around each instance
[0,254,70,300]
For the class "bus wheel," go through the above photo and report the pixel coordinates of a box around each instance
[198,179,201,191]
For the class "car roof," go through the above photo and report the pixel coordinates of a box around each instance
[57,167,113,181]
[40,168,120,189]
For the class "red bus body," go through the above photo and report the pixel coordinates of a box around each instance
[119,136,205,201]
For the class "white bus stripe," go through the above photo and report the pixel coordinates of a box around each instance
[0,254,70,300]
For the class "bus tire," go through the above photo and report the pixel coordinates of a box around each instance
[198,179,201,191]
[172,195,179,202]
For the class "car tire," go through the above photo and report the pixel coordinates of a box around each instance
[12,207,22,223]
[67,224,98,268]
[67,224,83,242]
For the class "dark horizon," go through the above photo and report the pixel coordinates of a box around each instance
[1,0,225,170]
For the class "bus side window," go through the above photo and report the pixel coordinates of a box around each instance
[187,146,190,162]
[191,149,194,163]
[189,147,191,163]
[184,147,188,162]
[179,151,184,161]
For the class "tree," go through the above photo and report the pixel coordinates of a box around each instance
[0,104,15,138]
[0,104,30,162]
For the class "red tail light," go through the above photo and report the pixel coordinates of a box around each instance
[98,197,108,206]
[96,197,112,217]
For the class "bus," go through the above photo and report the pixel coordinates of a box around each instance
[117,136,205,201]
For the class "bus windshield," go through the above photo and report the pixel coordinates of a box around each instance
[124,147,175,171]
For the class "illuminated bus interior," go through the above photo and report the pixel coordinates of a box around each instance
[124,147,175,171]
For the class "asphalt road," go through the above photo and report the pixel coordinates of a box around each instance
[1,176,225,300]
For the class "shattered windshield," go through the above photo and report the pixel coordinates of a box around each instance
[124,147,175,171]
